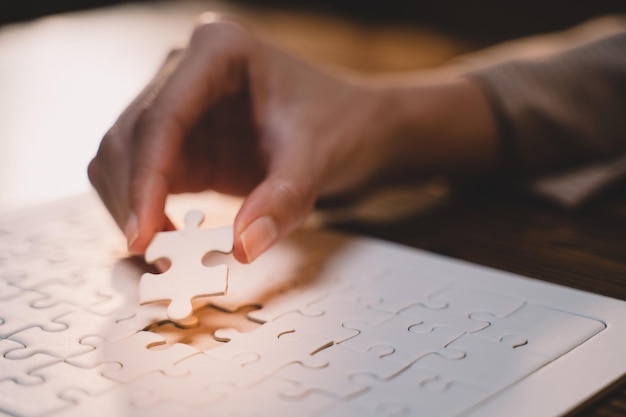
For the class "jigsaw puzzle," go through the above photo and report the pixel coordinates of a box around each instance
[1,192,625,417]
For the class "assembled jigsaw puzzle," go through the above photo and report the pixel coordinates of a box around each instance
[1,192,625,417]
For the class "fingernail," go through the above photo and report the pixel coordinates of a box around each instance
[240,216,278,263]
[125,213,140,254]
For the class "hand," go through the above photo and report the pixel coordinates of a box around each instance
[87,17,399,263]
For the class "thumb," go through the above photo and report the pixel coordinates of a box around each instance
[233,170,318,263]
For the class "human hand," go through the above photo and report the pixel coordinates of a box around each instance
[87,16,399,263]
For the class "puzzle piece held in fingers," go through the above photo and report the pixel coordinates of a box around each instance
[139,210,234,322]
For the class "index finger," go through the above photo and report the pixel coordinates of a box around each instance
[127,20,253,254]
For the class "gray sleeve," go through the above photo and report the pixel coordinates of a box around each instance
[467,31,626,206]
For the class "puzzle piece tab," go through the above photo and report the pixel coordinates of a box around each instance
[262,293,392,344]
[413,333,550,391]
[6,310,135,360]
[341,315,465,365]
[98,331,199,382]
[209,376,336,417]
[347,368,487,417]
[399,285,524,333]
[0,379,72,416]
[275,344,400,398]
[0,338,58,385]
[139,210,233,321]
[0,291,71,338]
[208,319,333,375]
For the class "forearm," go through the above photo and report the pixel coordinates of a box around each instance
[467,30,626,176]
[370,26,626,187]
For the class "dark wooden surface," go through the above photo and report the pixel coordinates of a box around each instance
[331,183,626,417]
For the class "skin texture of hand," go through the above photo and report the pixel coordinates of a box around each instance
[88,16,499,264]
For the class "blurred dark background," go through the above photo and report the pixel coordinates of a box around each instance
[1,0,625,43]
[240,0,626,42]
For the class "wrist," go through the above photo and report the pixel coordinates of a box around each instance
[373,77,500,181]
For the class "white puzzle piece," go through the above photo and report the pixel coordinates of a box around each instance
[140,210,233,321]
[208,376,336,417]
[344,261,448,314]
[208,319,333,375]
[470,302,606,359]
[32,361,121,398]
[346,367,487,417]
[399,285,525,332]
[58,387,151,417]
[173,351,265,389]
[0,338,59,385]
[98,331,199,383]
[126,370,234,408]
[28,280,112,311]
[2,256,82,290]
[413,333,550,391]
[341,315,465,365]
[6,310,135,360]
[274,344,400,398]
[0,281,23,300]
[208,241,331,313]
[0,379,72,417]
[260,292,393,344]
[0,291,71,337]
